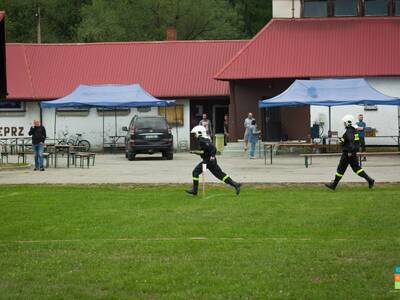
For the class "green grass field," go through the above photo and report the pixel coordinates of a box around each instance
[0,184,399,299]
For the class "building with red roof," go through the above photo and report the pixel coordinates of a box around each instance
[2,39,247,148]
[215,2,400,142]
[0,11,6,98]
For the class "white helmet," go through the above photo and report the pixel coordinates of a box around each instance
[342,114,356,128]
[191,125,208,138]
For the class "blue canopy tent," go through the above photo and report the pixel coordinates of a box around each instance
[259,78,400,134]
[41,84,176,150]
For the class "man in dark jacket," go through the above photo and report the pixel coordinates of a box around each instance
[186,125,241,196]
[325,115,374,190]
[28,120,46,171]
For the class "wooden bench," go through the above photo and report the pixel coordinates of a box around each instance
[300,152,400,168]
[74,152,96,168]
[0,148,9,163]
[17,152,31,164]
[43,152,54,168]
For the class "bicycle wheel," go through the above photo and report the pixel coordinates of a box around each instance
[78,140,91,152]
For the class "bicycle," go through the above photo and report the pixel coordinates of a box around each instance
[57,131,91,152]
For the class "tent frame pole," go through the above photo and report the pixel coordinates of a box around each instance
[174,104,179,153]
[54,108,57,144]
[102,108,105,152]
[328,106,332,145]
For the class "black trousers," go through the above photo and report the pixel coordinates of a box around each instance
[192,158,228,182]
[336,152,362,177]
[359,137,366,153]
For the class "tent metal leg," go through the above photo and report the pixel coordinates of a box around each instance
[54,109,57,144]
[102,109,105,152]
[114,107,117,137]
[174,104,179,152]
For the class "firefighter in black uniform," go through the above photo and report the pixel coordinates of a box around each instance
[186,125,241,196]
[325,115,375,190]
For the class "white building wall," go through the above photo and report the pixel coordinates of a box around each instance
[0,102,39,137]
[0,100,191,151]
[273,0,301,18]
[310,77,400,145]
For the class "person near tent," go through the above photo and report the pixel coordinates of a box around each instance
[356,114,367,161]
[248,119,261,159]
[243,112,254,151]
[199,113,213,139]
[28,119,47,171]
[186,125,241,196]
[325,115,374,190]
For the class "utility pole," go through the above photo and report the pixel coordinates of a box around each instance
[35,4,41,43]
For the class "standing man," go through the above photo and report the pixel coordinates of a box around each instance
[223,114,229,146]
[199,113,213,139]
[186,125,241,196]
[243,112,254,151]
[356,114,367,161]
[28,119,46,171]
[325,115,374,190]
[248,119,261,159]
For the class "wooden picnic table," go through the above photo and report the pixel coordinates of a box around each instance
[50,145,86,168]
[299,151,400,168]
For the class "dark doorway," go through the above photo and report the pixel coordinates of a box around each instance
[189,97,229,149]
[213,105,228,134]
[262,106,310,141]
[263,107,282,141]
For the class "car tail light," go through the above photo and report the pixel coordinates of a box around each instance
[129,127,135,136]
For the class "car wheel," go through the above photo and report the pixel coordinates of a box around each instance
[127,151,136,161]
[165,151,173,160]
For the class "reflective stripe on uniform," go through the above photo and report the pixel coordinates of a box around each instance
[222,175,229,182]
[336,172,343,177]
[356,169,364,174]
[354,133,359,141]
[195,150,204,155]
[193,177,199,181]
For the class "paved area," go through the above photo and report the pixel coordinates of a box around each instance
[0,152,399,184]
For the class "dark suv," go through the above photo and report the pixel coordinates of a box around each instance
[122,116,173,161]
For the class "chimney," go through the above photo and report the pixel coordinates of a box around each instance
[166,25,177,41]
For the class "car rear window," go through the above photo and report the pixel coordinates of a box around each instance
[135,118,167,130]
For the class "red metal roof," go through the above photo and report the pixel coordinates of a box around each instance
[7,40,247,100]
[215,17,400,80]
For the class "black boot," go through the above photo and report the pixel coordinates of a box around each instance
[185,180,199,196]
[325,181,337,191]
[225,177,241,195]
[325,174,341,191]
[357,170,375,189]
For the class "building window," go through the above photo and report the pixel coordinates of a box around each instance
[333,0,358,16]
[364,0,389,16]
[159,105,184,126]
[57,107,90,116]
[0,101,25,112]
[396,0,400,15]
[96,108,131,116]
[303,0,328,17]
[137,107,151,113]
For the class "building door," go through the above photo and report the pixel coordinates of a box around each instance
[213,105,228,134]
[263,107,282,141]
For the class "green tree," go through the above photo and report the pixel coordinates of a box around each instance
[0,0,89,42]
[229,0,272,37]
[77,0,245,42]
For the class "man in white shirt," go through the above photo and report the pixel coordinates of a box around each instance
[199,113,213,138]
[243,112,254,151]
